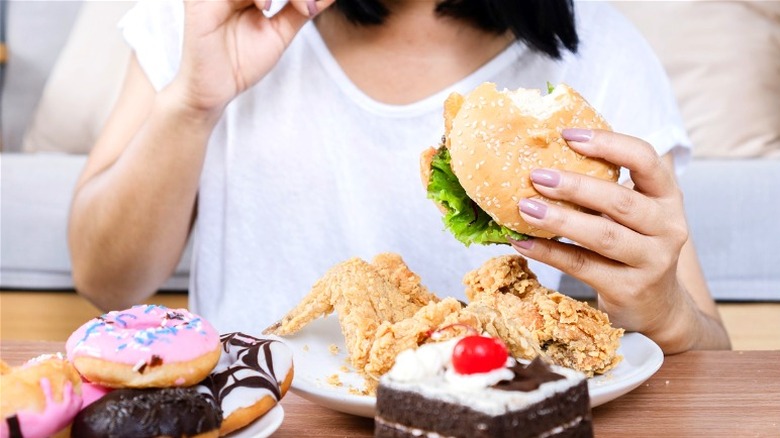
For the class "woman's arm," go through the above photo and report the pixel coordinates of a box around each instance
[68,57,214,311]
[667,209,731,351]
[69,0,334,311]
[510,129,731,353]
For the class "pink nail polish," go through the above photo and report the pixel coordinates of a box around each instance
[508,237,534,250]
[530,169,560,188]
[562,128,593,142]
[307,0,318,17]
[519,199,547,219]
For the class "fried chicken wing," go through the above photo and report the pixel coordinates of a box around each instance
[264,254,438,370]
[370,253,440,307]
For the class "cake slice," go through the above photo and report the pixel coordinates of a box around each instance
[375,336,592,438]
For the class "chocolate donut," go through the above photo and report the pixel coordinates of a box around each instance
[71,387,222,438]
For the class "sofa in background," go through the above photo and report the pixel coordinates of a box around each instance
[1,1,778,300]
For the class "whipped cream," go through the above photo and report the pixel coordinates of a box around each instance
[387,337,514,391]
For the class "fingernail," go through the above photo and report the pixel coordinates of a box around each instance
[307,0,318,17]
[263,0,272,11]
[562,128,592,142]
[508,237,534,250]
[519,199,547,220]
[530,169,560,188]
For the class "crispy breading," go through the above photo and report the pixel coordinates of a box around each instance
[461,297,543,360]
[365,298,478,382]
[531,289,623,374]
[264,254,436,371]
[463,255,624,375]
[370,253,440,308]
[270,252,625,396]
[463,253,540,300]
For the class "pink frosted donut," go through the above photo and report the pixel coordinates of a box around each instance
[1,354,83,438]
[66,304,221,388]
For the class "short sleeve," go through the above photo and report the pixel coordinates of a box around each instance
[118,0,184,91]
[561,2,692,177]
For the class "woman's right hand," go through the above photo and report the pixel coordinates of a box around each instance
[175,0,335,115]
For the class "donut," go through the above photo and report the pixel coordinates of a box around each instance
[71,387,222,438]
[1,354,83,438]
[66,304,221,388]
[197,332,294,436]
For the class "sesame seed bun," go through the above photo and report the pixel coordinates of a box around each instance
[438,82,619,239]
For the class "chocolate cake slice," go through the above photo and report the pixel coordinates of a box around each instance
[375,338,592,438]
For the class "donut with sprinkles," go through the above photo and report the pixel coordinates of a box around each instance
[66,304,220,388]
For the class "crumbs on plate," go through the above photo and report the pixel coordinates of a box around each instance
[348,387,371,396]
[327,374,342,387]
[329,344,340,355]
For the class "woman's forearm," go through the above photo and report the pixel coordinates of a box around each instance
[643,272,731,354]
[69,83,220,311]
[668,232,732,352]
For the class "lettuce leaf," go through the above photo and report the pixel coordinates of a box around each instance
[426,146,528,246]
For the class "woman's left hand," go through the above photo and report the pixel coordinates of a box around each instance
[509,128,694,350]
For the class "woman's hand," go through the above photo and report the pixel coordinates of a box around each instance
[509,128,721,352]
[173,0,335,116]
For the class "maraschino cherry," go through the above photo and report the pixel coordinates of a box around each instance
[426,324,510,375]
[452,335,509,375]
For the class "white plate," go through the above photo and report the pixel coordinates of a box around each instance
[226,404,285,438]
[281,314,663,418]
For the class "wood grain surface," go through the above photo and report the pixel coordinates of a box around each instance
[1,292,779,350]
[2,341,778,437]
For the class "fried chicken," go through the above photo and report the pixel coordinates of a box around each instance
[268,252,624,395]
[365,298,478,380]
[463,255,624,375]
[264,254,440,371]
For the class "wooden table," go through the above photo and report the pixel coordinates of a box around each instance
[2,341,778,437]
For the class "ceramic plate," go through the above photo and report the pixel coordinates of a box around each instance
[226,404,285,438]
[281,314,663,418]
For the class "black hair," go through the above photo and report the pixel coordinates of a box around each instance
[333,0,578,59]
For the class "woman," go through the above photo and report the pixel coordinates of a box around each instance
[68,0,730,352]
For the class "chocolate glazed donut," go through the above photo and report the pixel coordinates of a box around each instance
[71,387,222,438]
[197,332,294,436]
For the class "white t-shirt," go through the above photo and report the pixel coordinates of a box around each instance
[120,0,690,333]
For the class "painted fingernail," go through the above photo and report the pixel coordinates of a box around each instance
[530,169,560,188]
[508,237,534,250]
[519,199,547,219]
[263,0,272,11]
[562,128,592,142]
[307,0,318,17]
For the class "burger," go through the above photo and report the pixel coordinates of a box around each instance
[421,82,619,246]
